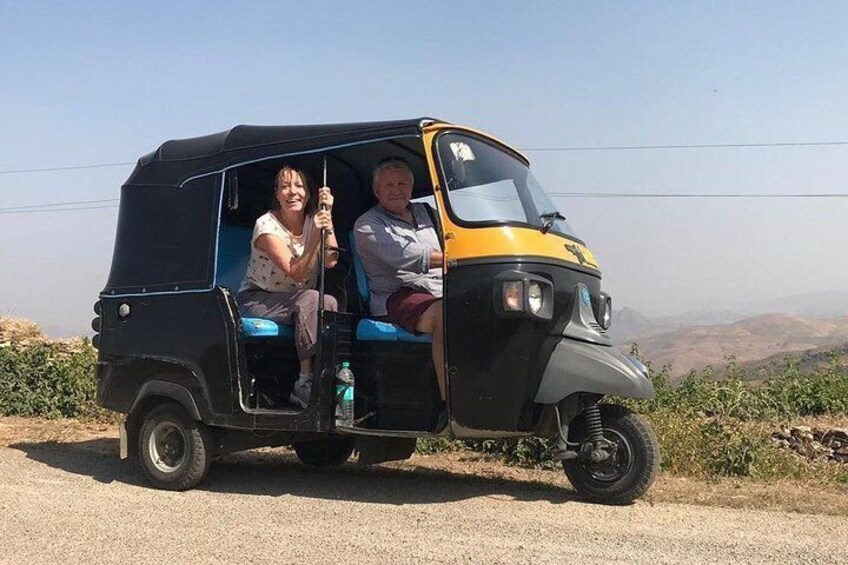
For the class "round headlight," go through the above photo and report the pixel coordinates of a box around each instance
[599,293,612,330]
[528,282,543,313]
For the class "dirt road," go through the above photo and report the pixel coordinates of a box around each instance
[0,420,846,564]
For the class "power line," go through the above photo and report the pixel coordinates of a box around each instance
[0,198,119,212]
[548,192,848,198]
[0,204,119,215]
[0,162,134,175]
[521,141,848,152]
[1,139,848,176]
[2,191,847,217]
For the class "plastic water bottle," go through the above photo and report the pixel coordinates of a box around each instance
[335,361,355,426]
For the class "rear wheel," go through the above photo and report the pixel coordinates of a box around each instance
[138,402,213,491]
[293,437,354,467]
[563,404,659,505]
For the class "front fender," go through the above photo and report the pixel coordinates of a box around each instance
[534,338,654,403]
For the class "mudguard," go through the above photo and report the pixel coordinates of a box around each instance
[129,380,203,421]
[534,338,654,403]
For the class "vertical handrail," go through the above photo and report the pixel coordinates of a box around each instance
[318,156,327,330]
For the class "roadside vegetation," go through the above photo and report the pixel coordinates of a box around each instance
[0,339,106,420]
[423,349,848,483]
[1,318,846,483]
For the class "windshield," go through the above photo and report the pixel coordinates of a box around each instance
[436,132,579,240]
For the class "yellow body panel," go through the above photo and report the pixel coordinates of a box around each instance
[421,124,600,272]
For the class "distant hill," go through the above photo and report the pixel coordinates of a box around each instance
[610,290,848,347]
[626,313,848,378]
[747,290,848,319]
[607,308,667,344]
[735,341,848,378]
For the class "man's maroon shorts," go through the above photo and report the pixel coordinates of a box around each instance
[385,287,440,333]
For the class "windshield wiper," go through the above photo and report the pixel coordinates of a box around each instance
[539,211,566,234]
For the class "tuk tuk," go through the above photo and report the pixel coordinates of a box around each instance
[94,118,659,504]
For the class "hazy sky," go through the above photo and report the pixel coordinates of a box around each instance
[1,1,847,336]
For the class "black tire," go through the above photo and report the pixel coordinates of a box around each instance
[137,402,213,491]
[293,437,354,468]
[563,404,659,505]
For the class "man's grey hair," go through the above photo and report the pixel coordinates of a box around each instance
[372,158,414,190]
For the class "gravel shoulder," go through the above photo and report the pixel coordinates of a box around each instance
[1,417,847,564]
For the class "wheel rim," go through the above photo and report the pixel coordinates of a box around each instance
[581,427,634,483]
[148,421,187,473]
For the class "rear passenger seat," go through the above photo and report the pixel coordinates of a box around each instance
[349,233,432,344]
[216,224,294,339]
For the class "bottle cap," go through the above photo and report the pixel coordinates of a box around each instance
[342,361,350,368]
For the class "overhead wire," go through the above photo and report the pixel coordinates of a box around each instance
[546,192,848,198]
[1,139,847,213]
[0,139,847,176]
[0,204,119,215]
[520,141,848,152]
[0,198,120,212]
[0,162,134,175]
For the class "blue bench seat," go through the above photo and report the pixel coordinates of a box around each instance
[348,232,433,344]
[240,317,295,339]
[356,319,432,343]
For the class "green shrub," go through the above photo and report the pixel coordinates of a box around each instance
[0,341,101,419]
[462,437,558,470]
[416,348,848,481]
[416,437,464,455]
[646,410,805,479]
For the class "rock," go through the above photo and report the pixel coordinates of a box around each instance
[775,428,793,440]
[772,425,848,465]
[821,429,848,445]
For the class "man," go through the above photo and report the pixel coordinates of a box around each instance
[353,157,445,402]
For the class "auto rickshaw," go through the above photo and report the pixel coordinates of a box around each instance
[94,118,659,504]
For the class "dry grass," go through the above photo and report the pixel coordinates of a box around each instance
[0,317,87,353]
[0,317,45,345]
[394,451,848,516]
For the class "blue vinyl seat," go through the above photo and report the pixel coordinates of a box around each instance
[349,232,432,344]
[240,317,295,339]
[217,224,295,340]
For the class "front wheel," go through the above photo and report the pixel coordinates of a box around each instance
[563,404,659,505]
[293,437,354,467]
[138,402,213,491]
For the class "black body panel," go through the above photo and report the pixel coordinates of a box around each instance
[445,259,602,436]
[105,175,221,294]
[96,288,249,428]
[352,341,440,432]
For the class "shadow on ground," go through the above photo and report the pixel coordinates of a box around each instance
[10,439,580,506]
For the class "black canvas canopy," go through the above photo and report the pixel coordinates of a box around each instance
[127,118,444,188]
[105,118,444,295]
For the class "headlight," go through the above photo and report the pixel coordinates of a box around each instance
[494,271,554,320]
[598,292,612,330]
[503,281,524,311]
[528,282,543,314]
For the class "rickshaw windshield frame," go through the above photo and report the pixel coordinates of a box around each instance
[432,130,584,245]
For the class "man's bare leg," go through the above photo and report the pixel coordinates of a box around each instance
[415,301,445,401]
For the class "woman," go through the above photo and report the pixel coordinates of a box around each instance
[237,166,339,408]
